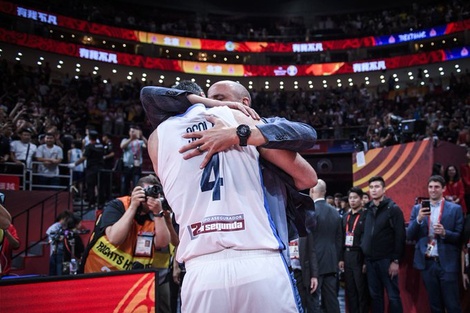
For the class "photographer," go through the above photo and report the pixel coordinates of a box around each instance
[81,175,170,273]
[379,113,400,147]
[46,211,84,276]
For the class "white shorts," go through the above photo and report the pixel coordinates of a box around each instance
[181,249,301,313]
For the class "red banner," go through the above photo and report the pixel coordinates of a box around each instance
[0,28,468,77]
[0,271,157,313]
[0,175,20,190]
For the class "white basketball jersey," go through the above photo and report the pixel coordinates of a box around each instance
[157,104,282,262]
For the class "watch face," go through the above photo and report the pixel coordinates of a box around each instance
[237,125,250,137]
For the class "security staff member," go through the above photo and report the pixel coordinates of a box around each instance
[339,187,369,313]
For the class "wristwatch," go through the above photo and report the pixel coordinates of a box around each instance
[236,124,251,146]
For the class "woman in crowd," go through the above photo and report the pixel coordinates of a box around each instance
[444,164,467,215]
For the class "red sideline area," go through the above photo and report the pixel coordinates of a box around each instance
[0,270,158,313]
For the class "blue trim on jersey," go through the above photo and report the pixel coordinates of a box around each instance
[257,161,285,251]
[175,103,205,117]
[278,249,305,313]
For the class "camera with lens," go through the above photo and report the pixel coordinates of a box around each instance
[143,184,163,198]
[49,228,76,244]
[143,185,171,211]
[389,114,403,124]
[63,229,75,241]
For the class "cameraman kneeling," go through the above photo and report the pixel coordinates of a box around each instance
[81,175,170,273]
[46,211,84,276]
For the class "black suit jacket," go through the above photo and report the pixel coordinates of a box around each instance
[312,199,342,275]
[298,233,319,287]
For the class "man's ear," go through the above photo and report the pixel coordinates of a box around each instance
[242,97,251,107]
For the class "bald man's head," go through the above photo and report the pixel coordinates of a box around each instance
[207,80,251,107]
[310,179,327,199]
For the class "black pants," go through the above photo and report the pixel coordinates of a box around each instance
[343,250,369,313]
[86,166,104,207]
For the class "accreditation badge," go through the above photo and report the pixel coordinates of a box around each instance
[345,231,354,247]
[134,232,154,257]
[425,238,436,257]
[289,239,300,259]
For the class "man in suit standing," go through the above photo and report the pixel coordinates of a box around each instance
[407,175,463,313]
[309,179,342,313]
[290,210,319,312]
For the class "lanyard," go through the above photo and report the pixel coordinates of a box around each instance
[131,140,141,156]
[346,212,361,233]
[428,199,445,237]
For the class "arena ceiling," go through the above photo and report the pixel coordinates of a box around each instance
[130,0,438,16]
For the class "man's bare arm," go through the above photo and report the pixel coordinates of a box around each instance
[180,110,317,190]
[148,130,159,175]
[0,204,12,230]
[258,148,317,190]
[232,110,317,190]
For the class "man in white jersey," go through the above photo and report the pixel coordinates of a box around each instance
[147,101,315,313]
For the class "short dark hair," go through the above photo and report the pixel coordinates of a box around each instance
[88,130,99,141]
[137,174,161,188]
[55,210,73,222]
[428,175,445,187]
[348,186,364,197]
[334,193,343,198]
[72,140,82,149]
[20,127,32,134]
[173,80,204,96]
[369,176,385,187]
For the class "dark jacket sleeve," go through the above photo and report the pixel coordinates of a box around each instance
[258,117,317,151]
[441,202,464,244]
[140,86,193,129]
[305,232,319,278]
[406,204,421,241]
[392,204,406,260]
[335,214,343,262]
[339,214,346,262]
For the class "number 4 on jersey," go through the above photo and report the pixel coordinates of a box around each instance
[200,154,224,200]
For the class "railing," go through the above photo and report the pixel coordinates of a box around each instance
[0,161,74,191]
[11,190,71,259]
[28,162,74,191]
[7,162,75,262]
[0,162,26,190]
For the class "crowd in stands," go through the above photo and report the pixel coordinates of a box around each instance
[0,58,469,172]
[17,0,470,42]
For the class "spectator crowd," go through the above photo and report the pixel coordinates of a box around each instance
[19,0,470,42]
